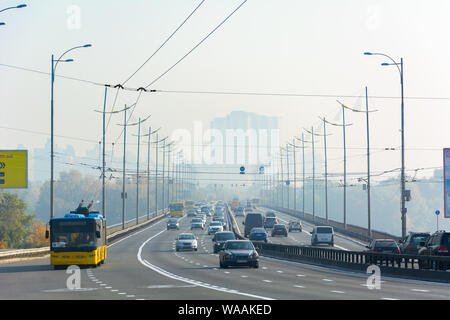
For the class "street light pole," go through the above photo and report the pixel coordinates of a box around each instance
[50,44,91,219]
[364,52,406,238]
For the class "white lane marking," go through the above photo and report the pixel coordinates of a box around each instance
[276,270,284,273]
[127,295,136,298]
[294,285,305,288]
[137,229,274,300]
[296,274,305,277]
[331,290,345,294]
[224,271,230,274]
[263,280,272,283]
[381,297,399,300]
[241,275,248,278]
[411,289,430,293]
[107,219,165,248]
[111,289,118,292]
[322,279,334,282]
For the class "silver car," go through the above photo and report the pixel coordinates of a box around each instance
[176,233,198,251]
[208,221,224,235]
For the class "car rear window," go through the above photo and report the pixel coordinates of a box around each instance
[246,214,263,223]
[375,240,397,247]
[442,233,450,245]
[226,242,254,250]
[215,233,235,241]
[410,235,429,244]
[316,227,333,234]
[266,217,276,221]
[274,225,285,229]
[251,228,266,233]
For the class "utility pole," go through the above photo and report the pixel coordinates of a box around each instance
[101,87,107,218]
[286,143,290,210]
[121,105,127,230]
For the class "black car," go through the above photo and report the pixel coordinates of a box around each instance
[166,218,179,230]
[398,232,430,254]
[271,224,288,237]
[219,240,259,268]
[365,239,401,254]
[418,230,450,270]
[243,213,264,237]
[212,231,236,253]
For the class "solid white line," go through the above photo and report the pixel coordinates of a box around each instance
[136,228,274,300]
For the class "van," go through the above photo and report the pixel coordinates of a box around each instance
[311,226,334,246]
[243,213,264,238]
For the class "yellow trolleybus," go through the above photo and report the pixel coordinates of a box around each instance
[46,203,107,269]
[169,202,185,217]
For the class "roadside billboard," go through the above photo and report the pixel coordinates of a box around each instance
[0,150,28,189]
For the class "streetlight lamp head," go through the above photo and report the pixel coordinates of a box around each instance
[0,22,5,26]
[65,59,74,62]
[83,44,92,48]
[381,63,390,66]
[16,4,27,8]
[364,52,373,55]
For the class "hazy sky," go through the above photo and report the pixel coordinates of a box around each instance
[2,0,450,187]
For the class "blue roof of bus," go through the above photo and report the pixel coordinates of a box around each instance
[50,213,105,221]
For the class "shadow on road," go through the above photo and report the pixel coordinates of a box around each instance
[0,264,53,274]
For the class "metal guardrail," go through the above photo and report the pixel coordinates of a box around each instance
[0,209,169,263]
[252,242,450,283]
[227,205,450,283]
[266,205,401,243]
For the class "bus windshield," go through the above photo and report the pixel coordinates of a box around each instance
[51,220,96,249]
[170,203,184,211]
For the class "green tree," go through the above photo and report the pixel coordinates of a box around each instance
[0,192,34,248]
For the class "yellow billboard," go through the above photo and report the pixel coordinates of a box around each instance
[0,150,28,188]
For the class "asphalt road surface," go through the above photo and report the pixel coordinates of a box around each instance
[0,212,449,300]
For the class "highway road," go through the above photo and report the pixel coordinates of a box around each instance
[0,207,449,300]
[242,207,367,252]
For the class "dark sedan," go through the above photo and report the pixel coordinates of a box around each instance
[219,240,259,268]
[212,231,236,253]
[271,224,288,237]
[167,218,179,230]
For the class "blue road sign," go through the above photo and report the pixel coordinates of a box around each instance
[435,210,440,216]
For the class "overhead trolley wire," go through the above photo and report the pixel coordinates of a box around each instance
[143,0,248,89]
[121,0,207,86]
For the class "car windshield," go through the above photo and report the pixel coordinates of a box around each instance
[192,219,202,223]
[168,219,178,223]
[210,222,222,226]
[178,234,195,240]
[226,241,254,250]
[216,233,235,241]
[316,227,332,233]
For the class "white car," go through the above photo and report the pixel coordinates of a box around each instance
[176,233,198,251]
[311,226,334,246]
[208,221,224,235]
